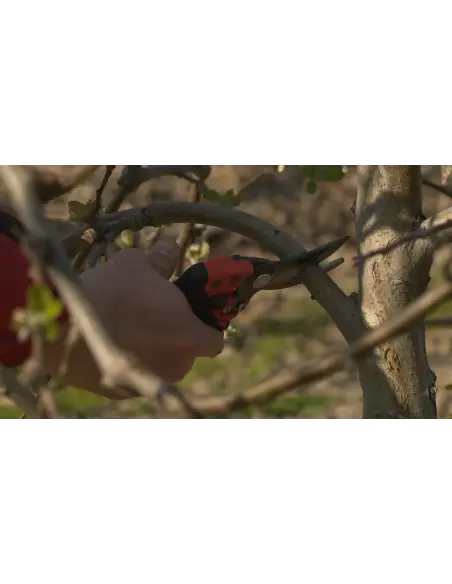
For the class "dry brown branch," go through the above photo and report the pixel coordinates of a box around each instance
[72,166,116,270]
[79,167,212,269]
[175,181,202,277]
[63,201,362,344]
[422,177,452,199]
[425,317,452,327]
[356,217,452,264]
[94,166,116,215]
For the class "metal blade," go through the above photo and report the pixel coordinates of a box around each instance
[256,235,349,289]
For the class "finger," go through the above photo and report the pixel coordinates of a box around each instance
[192,324,225,358]
[158,357,195,383]
[144,237,180,279]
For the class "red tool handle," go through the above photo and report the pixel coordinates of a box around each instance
[174,256,255,331]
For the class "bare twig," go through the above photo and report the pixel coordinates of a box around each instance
[82,166,202,269]
[175,182,203,277]
[94,166,116,215]
[72,165,116,271]
[38,385,61,418]
[355,217,452,264]
[422,177,452,199]
[425,317,452,327]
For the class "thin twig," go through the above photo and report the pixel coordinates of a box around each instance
[425,317,452,327]
[355,218,452,264]
[422,177,452,199]
[175,181,203,277]
[94,166,116,215]
[72,165,116,271]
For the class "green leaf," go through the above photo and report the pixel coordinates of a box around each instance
[187,240,210,264]
[13,285,63,341]
[301,165,345,183]
[202,188,243,208]
[317,165,346,182]
[301,166,316,179]
[68,199,97,222]
[44,320,61,341]
[202,189,222,203]
[28,284,62,317]
[46,299,64,320]
[225,324,240,338]
[306,181,317,194]
[114,229,134,249]
[231,192,244,207]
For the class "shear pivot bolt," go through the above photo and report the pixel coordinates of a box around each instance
[253,274,272,289]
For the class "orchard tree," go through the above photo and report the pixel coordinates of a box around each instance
[1,164,451,419]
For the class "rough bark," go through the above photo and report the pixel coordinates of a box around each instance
[356,166,437,418]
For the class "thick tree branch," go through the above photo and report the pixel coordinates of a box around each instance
[356,165,436,418]
[63,201,363,345]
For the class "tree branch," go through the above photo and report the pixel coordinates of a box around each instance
[175,181,202,277]
[356,165,436,418]
[421,205,452,250]
[63,201,362,344]
[422,177,452,199]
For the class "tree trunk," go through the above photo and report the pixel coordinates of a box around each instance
[356,166,437,418]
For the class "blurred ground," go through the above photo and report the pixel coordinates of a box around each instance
[1,165,452,418]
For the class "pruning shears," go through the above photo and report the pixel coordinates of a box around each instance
[174,236,349,331]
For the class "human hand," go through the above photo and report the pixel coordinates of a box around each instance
[81,239,225,384]
[44,239,224,397]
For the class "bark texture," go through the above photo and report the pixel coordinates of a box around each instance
[356,166,437,418]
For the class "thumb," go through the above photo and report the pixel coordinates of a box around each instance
[145,237,180,279]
